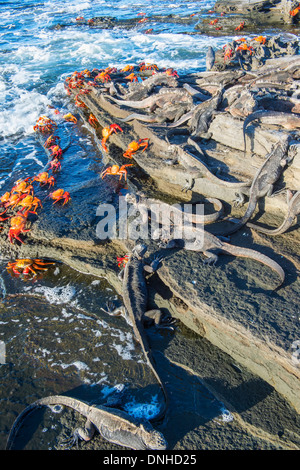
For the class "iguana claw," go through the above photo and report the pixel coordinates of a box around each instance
[60,429,82,449]
[101,301,120,316]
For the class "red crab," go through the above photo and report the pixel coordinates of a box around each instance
[88,113,99,129]
[47,189,71,205]
[8,210,31,244]
[48,158,62,173]
[44,134,61,149]
[123,138,149,159]
[7,258,55,278]
[33,116,57,134]
[235,21,245,31]
[125,73,138,82]
[100,164,133,182]
[32,172,55,187]
[117,254,129,268]
[101,123,123,152]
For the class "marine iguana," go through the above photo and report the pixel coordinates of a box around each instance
[157,226,285,288]
[125,191,224,225]
[103,87,194,111]
[222,136,295,236]
[6,395,167,450]
[114,72,178,101]
[166,87,224,139]
[102,244,174,423]
[206,46,215,72]
[165,139,249,192]
[243,109,300,155]
[247,190,300,235]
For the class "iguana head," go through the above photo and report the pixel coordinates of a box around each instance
[140,424,167,450]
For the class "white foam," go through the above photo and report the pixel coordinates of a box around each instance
[33,285,76,304]
[0,88,51,137]
[123,395,160,420]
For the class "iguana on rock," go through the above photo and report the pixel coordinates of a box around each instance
[166,87,224,138]
[103,87,194,111]
[157,227,285,289]
[165,139,249,192]
[247,190,300,235]
[125,191,224,225]
[222,136,296,236]
[243,109,300,155]
[102,244,174,423]
[6,395,167,450]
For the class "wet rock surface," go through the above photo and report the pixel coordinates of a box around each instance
[1,40,300,449]
[1,53,299,422]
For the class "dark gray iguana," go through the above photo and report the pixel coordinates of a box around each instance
[247,190,300,235]
[6,395,167,450]
[157,226,285,288]
[164,139,250,192]
[103,244,174,422]
[243,110,300,155]
[125,191,224,225]
[221,136,296,236]
[166,87,224,139]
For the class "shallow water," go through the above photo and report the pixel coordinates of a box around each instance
[0,0,299,451]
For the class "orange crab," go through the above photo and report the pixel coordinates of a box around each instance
[95,71,111,83]
[44,134,61,149]
[120,65,135,72]
[139,62,158,71]
[117,254,129,268]
[74,94,87,108]
[224,48,234,62]
[101,164,133,182]
[236,43,254,55]
[32,172,55,187]
[49,145,63,159]
[48,158,62,173]
[8,210,31,244]
[209,19,218,25]
[48,189,71,205]
[125,73,138,82]
[33,116,57,134]
[101,123,123,152]
[11,178,34,196]
[3,193,24,211]
[165,68,179,77]
[15,194,42,214]
[235,21,245,31]
[123,138,149,159]
[6,258,55,278]
[253,35,266,45]
[290,3,300,16]
[0,192,11,206]
[63,113,77,123]
[88,113,99,129]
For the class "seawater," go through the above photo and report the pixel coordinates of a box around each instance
[0,0,290,450]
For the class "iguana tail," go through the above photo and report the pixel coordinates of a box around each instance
[247,215,296,236]
[223,198,258,235]
[120,113,159,123]
[6,395,90,450]
[221,242,285,287]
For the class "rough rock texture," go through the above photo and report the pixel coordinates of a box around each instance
[1,61,299,416]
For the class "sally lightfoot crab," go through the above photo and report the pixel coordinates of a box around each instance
[7,259,55,279]
[123,138,149,159]
[8,210,31,244]
[47,189,71,205]
[32,172,55,187]
[101,164,133,182]
[101,124,123,152]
